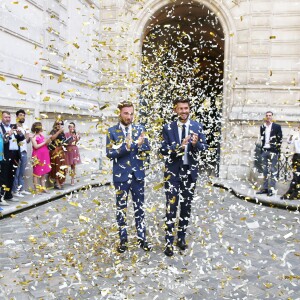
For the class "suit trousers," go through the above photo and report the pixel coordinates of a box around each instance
[13,151,28,192]
[261,150,279,191]
[0,150,20,200]
[114,175,146,242]
[164,165,196,245]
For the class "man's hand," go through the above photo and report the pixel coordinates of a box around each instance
[181,135,191,149]
[191,133,199,146]
[7,129,14,137]
[16,127,23,135]
[137,132,145,147]
[125,133,132,150]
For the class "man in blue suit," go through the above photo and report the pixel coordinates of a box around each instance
[160,98,207,256]
[106,101,151,253]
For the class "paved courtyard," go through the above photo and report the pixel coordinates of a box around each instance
[0,181,300,299]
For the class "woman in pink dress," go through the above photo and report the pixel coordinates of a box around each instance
[65,122,81,185]
[31,122,52,193]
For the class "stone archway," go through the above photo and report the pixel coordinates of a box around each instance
[129,0,236,176]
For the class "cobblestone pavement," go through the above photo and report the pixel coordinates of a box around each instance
[0,182,300,300]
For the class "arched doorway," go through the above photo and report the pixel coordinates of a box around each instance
[139,2,224,176]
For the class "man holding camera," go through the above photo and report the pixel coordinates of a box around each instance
[0,111,25,204]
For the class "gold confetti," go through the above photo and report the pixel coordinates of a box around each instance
[263,282,273,289]
[79,215,90,222]
[57,73,65,83]
[43,96,50,102]
[153,182,164,191]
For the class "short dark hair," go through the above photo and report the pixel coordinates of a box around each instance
[16,109,26,116]
[2,110,10,116]
[31,122,43,133]
[69,122,75,127]
[173,98,190,107]
[265,111,273,115]
[118,101,134,111]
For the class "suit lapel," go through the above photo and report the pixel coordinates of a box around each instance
[189,121,195,135]
[132,125,139,140]
[114,124,125,144]
[172,121,180,144]
[270,123,274,137]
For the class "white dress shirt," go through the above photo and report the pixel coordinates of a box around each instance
[178,119,190,165]
[120,123,132,137]
[264,122,272,149]
[18,125,30,152]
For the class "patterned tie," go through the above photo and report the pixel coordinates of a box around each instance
[181,124,186,142]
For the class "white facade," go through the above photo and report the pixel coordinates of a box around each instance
[0,0,104,180]
[0,0,300,184]
[99,0,300,181]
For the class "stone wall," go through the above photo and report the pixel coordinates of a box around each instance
[98,0,300,182]
[0,0,105,188]
[0,0,299,186]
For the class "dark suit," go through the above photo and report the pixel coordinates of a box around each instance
[160,120,207,245]
[259,123,282,191]
[0,123,24,200]
[260,123,282,154]
[106,123,150,242]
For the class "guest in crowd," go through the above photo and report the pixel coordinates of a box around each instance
[0,129,4,207]
[281,122,300,200]
[0,111,25,204]
[12,109,31,197]
[65,122,81,185]
[31,122,52,193]
[256,111,282,197]
[49,119,66,189]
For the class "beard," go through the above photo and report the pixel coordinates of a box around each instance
[119,118,132,126]
[178,114,189,121]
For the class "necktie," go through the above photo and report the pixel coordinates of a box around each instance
[181,124,186,142]
[125,126,129,136]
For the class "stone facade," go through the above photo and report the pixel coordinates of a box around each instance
[99,0,300,183]
[0,0,299,185]
[0,0,104,183]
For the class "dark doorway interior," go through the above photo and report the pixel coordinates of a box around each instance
[140,2,224,176]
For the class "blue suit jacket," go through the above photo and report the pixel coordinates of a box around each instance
[160,120,207,182]
[106,123,150,183]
